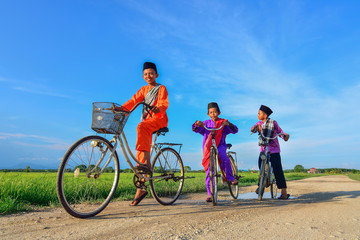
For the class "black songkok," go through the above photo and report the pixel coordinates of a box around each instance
[143,62,157,73]
[208,102,220,113]
[259,105,273,116]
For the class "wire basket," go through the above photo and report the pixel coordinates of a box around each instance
[91,102,130,134]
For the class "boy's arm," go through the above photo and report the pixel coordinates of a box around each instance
[122,87,145,111]
[251,122,261,133]
[274,121,290,141]
[154,85,169,114]
[192,121,206,135]
[223,121,238,134]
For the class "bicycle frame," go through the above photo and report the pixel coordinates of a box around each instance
[226,145,238,174]
[202,124,226,173]
[259,131,284,168]
[92,102,181,182]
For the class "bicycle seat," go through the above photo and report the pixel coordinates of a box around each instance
[153,127,169,134]
[226,144,232,149]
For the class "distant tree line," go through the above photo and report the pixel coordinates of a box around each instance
[283,165,360,174]
[1,165,359,174]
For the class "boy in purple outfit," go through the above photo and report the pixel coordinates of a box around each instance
[251,105,290,199]
[192,102,238,202]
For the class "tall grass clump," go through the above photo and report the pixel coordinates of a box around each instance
[347,173,360,181]
[0,172,58,215]
[0,196,30,215]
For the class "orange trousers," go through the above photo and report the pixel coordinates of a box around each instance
[135,117,167,163]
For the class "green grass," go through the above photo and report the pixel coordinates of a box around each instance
[0,171,351,215]
[347,173,360,181]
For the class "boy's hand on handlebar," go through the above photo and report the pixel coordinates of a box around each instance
[284,133,290,141]
[111,104,125,113]
[251,124,262,133]
[151,106,160,114]
[195,121,204,128]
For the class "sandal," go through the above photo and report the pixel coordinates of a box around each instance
[130,191,148,206]
[135,164,152,174]
[206,197,212,202]
[278,194,290,200]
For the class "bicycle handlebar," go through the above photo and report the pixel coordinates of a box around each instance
[199,122,227,131]
[258,131,285,140]
[127,102,153,113]
[95,102,153,115]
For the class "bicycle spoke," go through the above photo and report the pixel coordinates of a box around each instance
[57,136,120,218]
[150,147,184,205]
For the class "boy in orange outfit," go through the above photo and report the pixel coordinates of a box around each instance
[119,62,169,206]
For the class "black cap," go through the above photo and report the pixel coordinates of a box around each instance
[259,105,273,116]
[208,102,220,112]
[143,62,157,73]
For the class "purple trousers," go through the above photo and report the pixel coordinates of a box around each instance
[205,145,235,196]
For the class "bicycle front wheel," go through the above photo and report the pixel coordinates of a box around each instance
[228,155,239,199]
[209,146,218,205]
[57,135,120,218]
[258,162,267,201]
[149,147,184,205]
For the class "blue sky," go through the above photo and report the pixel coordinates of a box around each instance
[1,0,360,170]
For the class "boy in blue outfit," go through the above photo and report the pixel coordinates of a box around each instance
[192,102,238,202]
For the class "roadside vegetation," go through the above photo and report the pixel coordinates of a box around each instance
[1,165,359,215]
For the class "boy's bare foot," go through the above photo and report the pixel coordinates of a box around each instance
[231,179,238,185]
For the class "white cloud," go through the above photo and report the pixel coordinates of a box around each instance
[1,76,73,99]
[0,132,70,150]
[13,86,71,99]
[174,94,183,102]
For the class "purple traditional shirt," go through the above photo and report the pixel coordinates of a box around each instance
[192,119,238,150]
[252,120,285,153]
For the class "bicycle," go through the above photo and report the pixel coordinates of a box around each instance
[56,102,185,218]
[226,143,239,199]
[252,127,285,201]
[201,124,240,206]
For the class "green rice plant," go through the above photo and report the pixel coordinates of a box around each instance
[347,173,360,181]
[0,170,323,215]
[0,196,30,215]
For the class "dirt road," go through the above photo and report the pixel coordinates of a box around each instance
[1,175,360,239]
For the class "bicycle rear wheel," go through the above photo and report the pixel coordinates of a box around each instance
[270,171,278,199]
[209,146,218,205]
[149,147,184,205]
[228,155,239,199]
[57,135,120,218]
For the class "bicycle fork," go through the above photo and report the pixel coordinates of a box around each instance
[85,137,119,178]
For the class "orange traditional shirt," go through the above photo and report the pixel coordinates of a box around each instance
[122,85,169,123]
